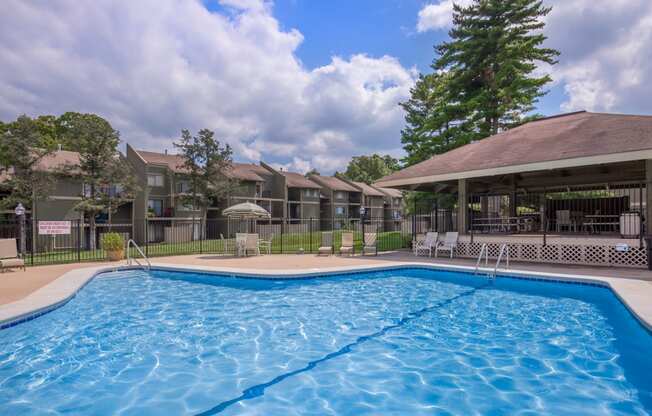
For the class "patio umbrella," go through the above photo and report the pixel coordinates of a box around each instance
[222,202,271,219]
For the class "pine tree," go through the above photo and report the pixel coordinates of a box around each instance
[401,0,558,165]
[173,129,236,239]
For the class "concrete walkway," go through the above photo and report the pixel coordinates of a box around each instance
[1,251,650,305]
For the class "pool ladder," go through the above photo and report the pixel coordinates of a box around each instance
[127,239,151,271]
[474,243,509,279]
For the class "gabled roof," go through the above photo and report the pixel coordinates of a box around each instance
[136,149,189,173]
[135,149,271,181]
[374,186,403,198]
[376,111,652,187]
[35,150,81,172]
[225,163,268,182]
[350,180,385,197]
[282,171,321,189]
[308,175,360,192]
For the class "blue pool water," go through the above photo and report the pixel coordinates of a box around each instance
[1,268,651,415]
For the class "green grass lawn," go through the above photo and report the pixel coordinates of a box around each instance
[26,230,411,266]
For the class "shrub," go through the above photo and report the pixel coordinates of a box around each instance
[102,232,125,251]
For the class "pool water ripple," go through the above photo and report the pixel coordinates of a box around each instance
[0,268,650,415]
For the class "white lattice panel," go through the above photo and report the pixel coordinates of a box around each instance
[457,238,647,268]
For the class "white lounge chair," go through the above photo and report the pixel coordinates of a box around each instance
[363,233,377,256]
[0,238,25,272]
[435,232,459,258]
[318,232,333,256]
[414,232,438,257]
[340,232,354,256]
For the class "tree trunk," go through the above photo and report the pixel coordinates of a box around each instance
[90,214,97,251]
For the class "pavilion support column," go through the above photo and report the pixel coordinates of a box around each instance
[509,175,517,218]
[457,178,468,234]
[646,160,652,235]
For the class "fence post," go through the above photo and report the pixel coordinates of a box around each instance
[145,219,149,257]
[280,217,284,254]
[411,197,416,244]
[30,217,35,265]
[640,183,644,247]
[77,219,81,262]
[309,217,313,253]
[199,217,203,254]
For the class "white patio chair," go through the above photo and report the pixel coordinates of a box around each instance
[244,233,260,256]
[235,233,247,256]
[258,233,273,255]
[220,233,231,255]
[414,232,438,257]
[435,232,458,258]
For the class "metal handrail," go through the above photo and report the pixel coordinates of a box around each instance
[474,243,488,275]
[127,239,151,271]
[492,243,510,279]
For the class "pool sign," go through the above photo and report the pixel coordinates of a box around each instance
[38,221,71,235]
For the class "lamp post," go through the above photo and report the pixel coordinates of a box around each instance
[14,203,26,256]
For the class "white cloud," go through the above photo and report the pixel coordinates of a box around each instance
[417,0,473,32]
[416,0,652,115]
[0,0,416,173]
[543,0,652,113]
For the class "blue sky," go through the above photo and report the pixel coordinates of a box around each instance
[211,0,567,116]
[1,0,651,173]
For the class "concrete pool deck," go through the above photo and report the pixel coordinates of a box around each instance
[1,251,651,331]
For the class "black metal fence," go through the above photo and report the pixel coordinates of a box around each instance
[0,211,457,266]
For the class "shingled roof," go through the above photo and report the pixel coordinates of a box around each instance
[374,186,403,198]
[35,150,82,172]
[376,111,652,187]
[282,171,321,189]
[350,180,385,197]
[136,150,189,173]
[225,163,270,182]
[308,175,360,192]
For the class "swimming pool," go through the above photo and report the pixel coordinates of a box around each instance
[1,267,651,415]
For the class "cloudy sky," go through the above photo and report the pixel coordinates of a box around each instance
[1,0,651,173]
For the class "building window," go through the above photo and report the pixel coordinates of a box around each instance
[148,199,163,217]
[255,183,262,197]
[147,174,164,187]
[335,206,345,216]
[335,191,345,200]
[176,180,190,194]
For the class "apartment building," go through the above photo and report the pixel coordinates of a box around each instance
[375,186,404,231]
[339,178,386,219]
[1,149,134,248]
[306,174,362,229]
